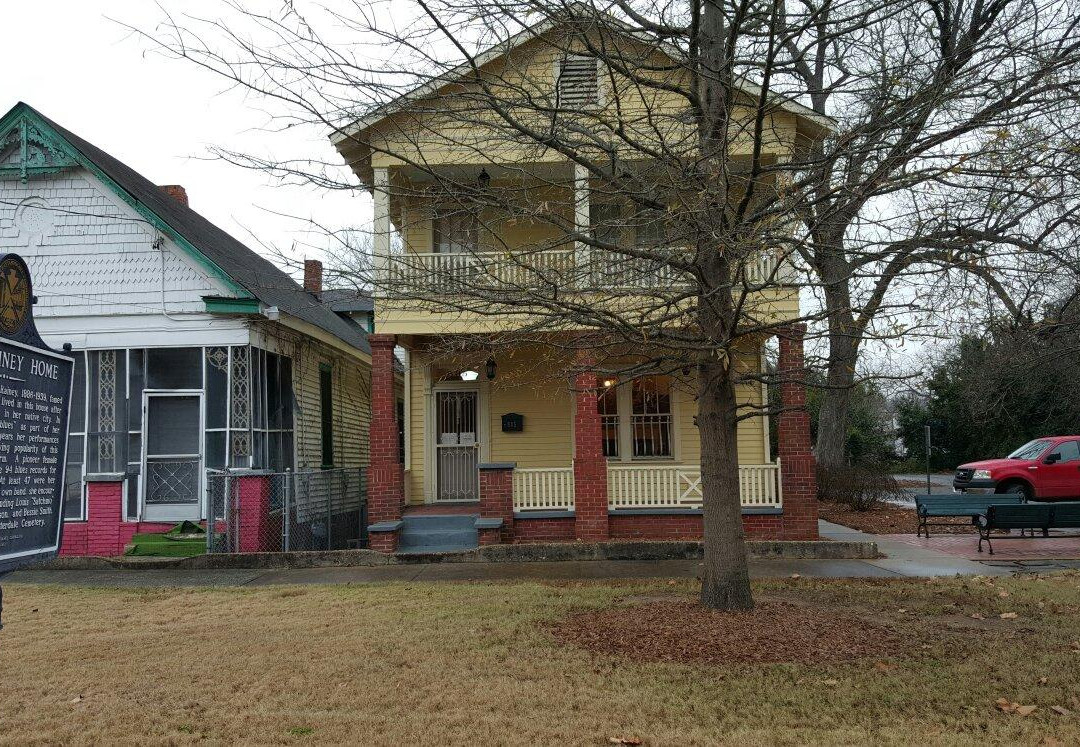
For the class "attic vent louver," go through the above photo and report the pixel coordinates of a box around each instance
[557,55,599,107]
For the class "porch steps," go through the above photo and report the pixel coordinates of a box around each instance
[396,513,479,554]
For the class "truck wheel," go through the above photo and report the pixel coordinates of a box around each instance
[1000,482,1033,502]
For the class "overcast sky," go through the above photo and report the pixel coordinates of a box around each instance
[0,1,367,276]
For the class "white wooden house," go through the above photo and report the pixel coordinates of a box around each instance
[0,102,373,527]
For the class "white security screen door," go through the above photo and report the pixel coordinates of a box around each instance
[142,393,202,521]
[435,390,479,502]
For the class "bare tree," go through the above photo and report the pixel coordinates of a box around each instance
[777,0,1080,468]
[139,0,1079,608]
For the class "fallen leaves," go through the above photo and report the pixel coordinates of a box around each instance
[608,737,642,745]
[999,612,1019,620]
[551,599,910,667]
[996,698,1037,716]
[1050,705,1071,717]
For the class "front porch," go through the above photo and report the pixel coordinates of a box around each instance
[366,328,818,552]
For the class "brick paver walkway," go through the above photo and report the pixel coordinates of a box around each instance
[881,532,1080,560]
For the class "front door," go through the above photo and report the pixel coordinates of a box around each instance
[142,392,203,521]
[435,389,479,502]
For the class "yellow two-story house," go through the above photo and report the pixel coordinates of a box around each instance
[332,15,831,552]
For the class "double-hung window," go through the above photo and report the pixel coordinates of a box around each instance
[596,375,674,460]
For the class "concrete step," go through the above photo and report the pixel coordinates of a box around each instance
[398,529,477,548]
[401,514,478,531]
[398,513,479,552]
[395,544,478,555]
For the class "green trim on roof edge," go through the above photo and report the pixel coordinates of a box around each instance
[203,296,263,315]
[0,104,251,299]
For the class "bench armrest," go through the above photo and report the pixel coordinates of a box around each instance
[973,514,988,528]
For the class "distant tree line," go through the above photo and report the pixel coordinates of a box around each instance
[770,372,899,468]
[896,293,1080,469]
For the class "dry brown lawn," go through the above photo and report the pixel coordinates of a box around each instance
[2,573,1080,745]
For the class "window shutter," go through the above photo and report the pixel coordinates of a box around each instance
[557,55,599,107]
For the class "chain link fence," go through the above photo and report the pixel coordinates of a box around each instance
[205,468,367,553]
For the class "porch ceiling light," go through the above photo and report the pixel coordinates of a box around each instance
[478,168,491,189]
[602,378,616,388]
[460,370,480,381]
[486,357,497,381]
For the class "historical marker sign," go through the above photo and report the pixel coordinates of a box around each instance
[0,254,74,574]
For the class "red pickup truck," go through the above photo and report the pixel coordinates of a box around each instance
[953,436,1080,500]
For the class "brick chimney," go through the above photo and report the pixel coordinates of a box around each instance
[158,185,188,207]
[304,259,323,295]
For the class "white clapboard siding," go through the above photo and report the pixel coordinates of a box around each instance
[0,169,222,317]
[261,327,372,471]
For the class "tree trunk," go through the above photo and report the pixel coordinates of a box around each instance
[815,333,859,471]
[698,355,753,611]
[813,255,861,471]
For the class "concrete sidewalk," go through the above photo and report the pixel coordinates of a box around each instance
[7,521,1078,589]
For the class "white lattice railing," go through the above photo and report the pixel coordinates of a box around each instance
[607,462,782,510]
[512,463,783,512]
[378,249,788,296]
[513,467,575,511]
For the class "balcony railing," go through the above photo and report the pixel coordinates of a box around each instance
[376,248,791,297]
[510,462,783,512]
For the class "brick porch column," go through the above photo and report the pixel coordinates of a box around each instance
[777,324,819,540]
[84,474,125,556]
[478,463,515,544]
[236,472,275,552]
[572,352,609,541]
[368,333,404,552]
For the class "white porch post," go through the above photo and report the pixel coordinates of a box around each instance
[373,167,390,295]
[573,163,590,285]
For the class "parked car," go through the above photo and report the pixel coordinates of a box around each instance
[953,436,1080,500]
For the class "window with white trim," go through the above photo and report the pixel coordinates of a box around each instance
[598,378,620,457]
[557,54,599,107]
[433,209,479,254]
[596,375,674,460]
[631,376,672,458]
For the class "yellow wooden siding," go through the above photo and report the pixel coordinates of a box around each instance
[673,346,766,465]
[364,32,799,169]
[406,354,427,502]
[486,353,574,467]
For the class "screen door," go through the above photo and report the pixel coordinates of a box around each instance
[142,393,202,521]
[435,390,479,502]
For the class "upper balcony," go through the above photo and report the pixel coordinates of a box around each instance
[376,246,794,297]
[368,165,802,336]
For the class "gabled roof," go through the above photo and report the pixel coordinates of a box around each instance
[1,103,369,356]
[331,10,835,149]
[320,288,375,313]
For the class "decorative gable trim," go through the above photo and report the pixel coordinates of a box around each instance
[0,103,252,300]
[0,115,79,181]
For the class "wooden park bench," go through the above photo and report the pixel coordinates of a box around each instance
[915,493,1026,538]
[975,502,1080,554]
